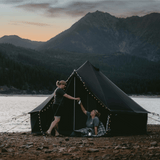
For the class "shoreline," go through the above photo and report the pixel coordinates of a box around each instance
[0,94,160,98]
[0,125,160,160]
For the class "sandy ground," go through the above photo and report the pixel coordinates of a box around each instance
[0,125,160,160]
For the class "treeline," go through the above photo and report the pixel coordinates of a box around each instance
[0,48,160,95]
[0,52,64,92]
[103,54,160,95]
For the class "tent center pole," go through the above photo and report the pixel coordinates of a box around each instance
[73,76,76,131]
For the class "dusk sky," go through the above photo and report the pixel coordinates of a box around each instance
[1,0,160,42]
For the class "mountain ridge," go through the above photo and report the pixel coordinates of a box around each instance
[37,11,160,61]
[0,35,44,49]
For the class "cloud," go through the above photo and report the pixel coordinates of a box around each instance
[10,21,52,27]
[17,3,50,11]
[15,0,160,18]
[0,0,25,4]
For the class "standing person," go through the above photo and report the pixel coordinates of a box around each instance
[46,80,80,136]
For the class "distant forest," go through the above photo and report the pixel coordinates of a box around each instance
[0,52,63,92]
[0,50,160,94]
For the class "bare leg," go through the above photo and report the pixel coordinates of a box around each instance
[47,117,60,134]
[54,123,59,136]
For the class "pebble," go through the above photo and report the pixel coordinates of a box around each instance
[44,150,53,153]
[53,144,57,147]
[19,145,25,148]
[86,148,99,153]
[114,145,121,149]
[62,153,71,155]
[65,137,69,141]
[133,146,140,149]
[27,142,33,145]
[0,145,4,148]
[43,146,49,149]
[68,147,76,152]
[113,150,119,154]
[1,148,8,152]
[26,145,33,149]
[88,138,93,141]
[7,148,14,152]
[150,141,157,146]
[59,147,66,152]
[37,147,43,150]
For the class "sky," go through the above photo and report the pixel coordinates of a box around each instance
[0,0,160,42]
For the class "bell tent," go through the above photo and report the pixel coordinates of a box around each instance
[29,61,149,136]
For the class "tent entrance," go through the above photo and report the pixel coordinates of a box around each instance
[58,74,109,135]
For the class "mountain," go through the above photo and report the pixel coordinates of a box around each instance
[37,11,160,61]
[0,35,44,49]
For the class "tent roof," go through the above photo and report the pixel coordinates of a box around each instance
[75,61,148,113]
[29,93,54,113]
[29,61,149,114]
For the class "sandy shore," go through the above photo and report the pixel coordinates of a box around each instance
[0,125,160,160]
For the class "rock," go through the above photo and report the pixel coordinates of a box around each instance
[7,148,14,152]
[68,147,76,152]
[36,147,43,150]
[1,148,8,152]
[86,148,99,153]
[59,147,66,153]
[62,153,71,155]
[77,141,83,144]
[102,154,110,159]
[79,145,84,148]
[19,145,26,148]
[150,141,157,146]
[26,145,33,149]
[53,144,57,147]
[133,146,139,149]
[113,150,119,154]
[27,142,33,145]
[114,146,121,149]
[43,146,49,149]
[105,146,110,149]
[88,138,93,141]
[82,140,88,145]
[155,153,160,156]
[148,147,155,150]
[45,149,53,153]
[0,145,4,148]
[21,132,27,135]
[65,137,69,141]
[85,144,90,147]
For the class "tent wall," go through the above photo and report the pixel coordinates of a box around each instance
[110,113,148,135]
[30,112,41,134]
[30,107,53,134]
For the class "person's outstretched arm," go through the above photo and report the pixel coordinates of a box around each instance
[63,94,80,101]
[79,102,87,115]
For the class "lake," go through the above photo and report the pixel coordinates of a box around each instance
[0,95,160,132]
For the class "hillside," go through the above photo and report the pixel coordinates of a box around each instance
[0,43,160,94]
[37,11,160,61]
[0,35,43,49]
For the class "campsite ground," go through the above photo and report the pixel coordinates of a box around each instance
[0,125,160,160]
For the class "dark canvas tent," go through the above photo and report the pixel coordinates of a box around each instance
[29,61,149,136]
